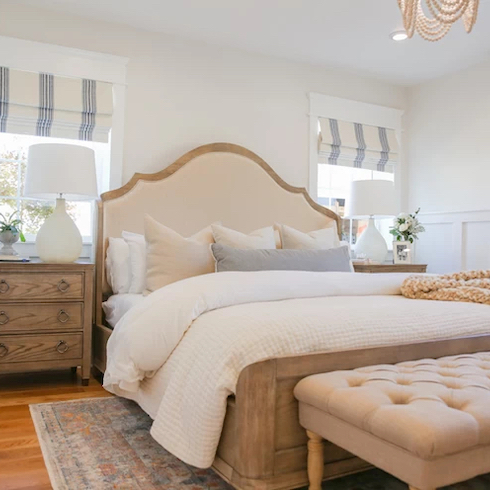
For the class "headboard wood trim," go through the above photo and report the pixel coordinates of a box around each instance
[95,143,341,326]
[101,143,339,225]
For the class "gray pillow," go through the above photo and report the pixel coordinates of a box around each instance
[211,243,353,273]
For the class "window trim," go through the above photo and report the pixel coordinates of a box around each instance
[0,35,128,191]
[308,93,404,209]
[0,37,128,257]
[0,134,106,247]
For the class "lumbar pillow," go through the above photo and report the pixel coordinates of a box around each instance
[211,243,352,273]
[277,223,340,250]
[211,224,276,249]
[145,215,216,294]
[105,237,131,294]
[122,231,147,294]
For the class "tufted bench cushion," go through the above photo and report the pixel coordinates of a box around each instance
[294,352,490,490]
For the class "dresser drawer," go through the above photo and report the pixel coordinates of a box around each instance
[0,333,82,363]
[0,273,84,301]
[0,303,83,333]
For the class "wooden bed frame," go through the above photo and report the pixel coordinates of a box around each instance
[93,143,490,490]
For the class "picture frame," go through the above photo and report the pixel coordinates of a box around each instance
[393,241,412,264]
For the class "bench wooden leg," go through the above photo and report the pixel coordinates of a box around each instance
[307,430,324,490]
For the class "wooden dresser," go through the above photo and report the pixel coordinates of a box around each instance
[353,264,428,273]
[0,261,94,385]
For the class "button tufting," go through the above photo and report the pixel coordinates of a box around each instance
[348,379,365,388]
[443,382,462,389]
[295,351,490,461]
[396,379,411,386]
[444,401,466,411]
[438,371,457,377]
[391,398,410,405]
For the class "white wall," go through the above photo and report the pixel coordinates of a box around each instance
[406,59,490,273]
[0,1,406,189]
[407,59,490,213]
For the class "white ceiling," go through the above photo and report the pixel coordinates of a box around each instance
[15,0,490,85]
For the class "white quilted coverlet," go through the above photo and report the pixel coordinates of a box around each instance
[103,271,490,468]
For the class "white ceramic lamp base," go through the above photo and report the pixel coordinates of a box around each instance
[354,217,388,263]
[36,198,82,263]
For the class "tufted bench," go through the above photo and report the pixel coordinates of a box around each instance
[294,352,490,490]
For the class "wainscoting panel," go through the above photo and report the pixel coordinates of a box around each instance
[417,210,490,274]
[416,223,454,274]
[463,221,490,271]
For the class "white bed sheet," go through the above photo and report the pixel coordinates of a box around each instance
[104,271,490,468]
[102,293,145,328]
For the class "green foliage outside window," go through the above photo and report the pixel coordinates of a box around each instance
[0,147,76,237]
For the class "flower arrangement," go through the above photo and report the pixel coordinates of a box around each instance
[390,208,425,244]
[0,211,26,242]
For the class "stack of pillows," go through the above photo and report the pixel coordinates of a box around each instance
[106,215,353,296]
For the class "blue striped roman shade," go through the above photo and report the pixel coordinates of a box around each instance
[0,67,112,143]
[318,118,398,172]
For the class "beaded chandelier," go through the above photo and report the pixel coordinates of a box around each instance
[398,0,479,41]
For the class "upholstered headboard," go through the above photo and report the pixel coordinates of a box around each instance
[95,143,341,324]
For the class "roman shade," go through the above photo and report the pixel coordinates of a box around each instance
[0,67,113,142]
[318,118,398,172]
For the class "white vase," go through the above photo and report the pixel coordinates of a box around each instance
[354,218,388,263]
[36,198,82,263]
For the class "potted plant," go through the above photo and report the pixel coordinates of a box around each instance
[0,211,26,256]
[390,208,425,264]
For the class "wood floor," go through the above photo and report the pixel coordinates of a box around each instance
[0,369,111,490]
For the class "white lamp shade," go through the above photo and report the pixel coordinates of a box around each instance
[25,144,98,200]
[345,180,397,218]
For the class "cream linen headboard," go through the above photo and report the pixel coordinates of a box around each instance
[95,143,341,324]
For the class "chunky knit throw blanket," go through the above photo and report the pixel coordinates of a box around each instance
[401,270,490,305]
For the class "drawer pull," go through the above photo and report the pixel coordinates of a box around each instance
[57,279,70,293]
[0,343,8,357]
[0,280,9,294]
[0,311,9,325]
[56,340,69,354]
[57,310,70,323]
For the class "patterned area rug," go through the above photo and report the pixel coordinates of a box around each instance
[30,396,490,490]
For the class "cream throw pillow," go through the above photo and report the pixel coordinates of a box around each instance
[277,223,340,250]
[145,215,216,294]
[211,224,276,249]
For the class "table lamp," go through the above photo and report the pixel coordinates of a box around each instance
[344,180,397,263]
[24,144,98,263]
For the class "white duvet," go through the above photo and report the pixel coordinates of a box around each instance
[104,271,490,468]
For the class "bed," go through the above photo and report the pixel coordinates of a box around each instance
[93,142,490,490]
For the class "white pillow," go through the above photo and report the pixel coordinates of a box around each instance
[122,231,146,294]
[105,237,131,294]
[145,215,217,294]
[102,293,144,328]
[277,223,341,250]
[211,224,276,249]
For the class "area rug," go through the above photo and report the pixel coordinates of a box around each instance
[30,397,490,490]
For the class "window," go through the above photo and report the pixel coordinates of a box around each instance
[317,164,394,249]
[0,36,128,251]
[0,133,110,242]
[308,94,402,255]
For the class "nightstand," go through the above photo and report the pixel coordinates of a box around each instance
[0,261,94,385]
[353,264,427,273]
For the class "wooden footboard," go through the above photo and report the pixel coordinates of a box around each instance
[92,322,490,489]
[213,334,490,490]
